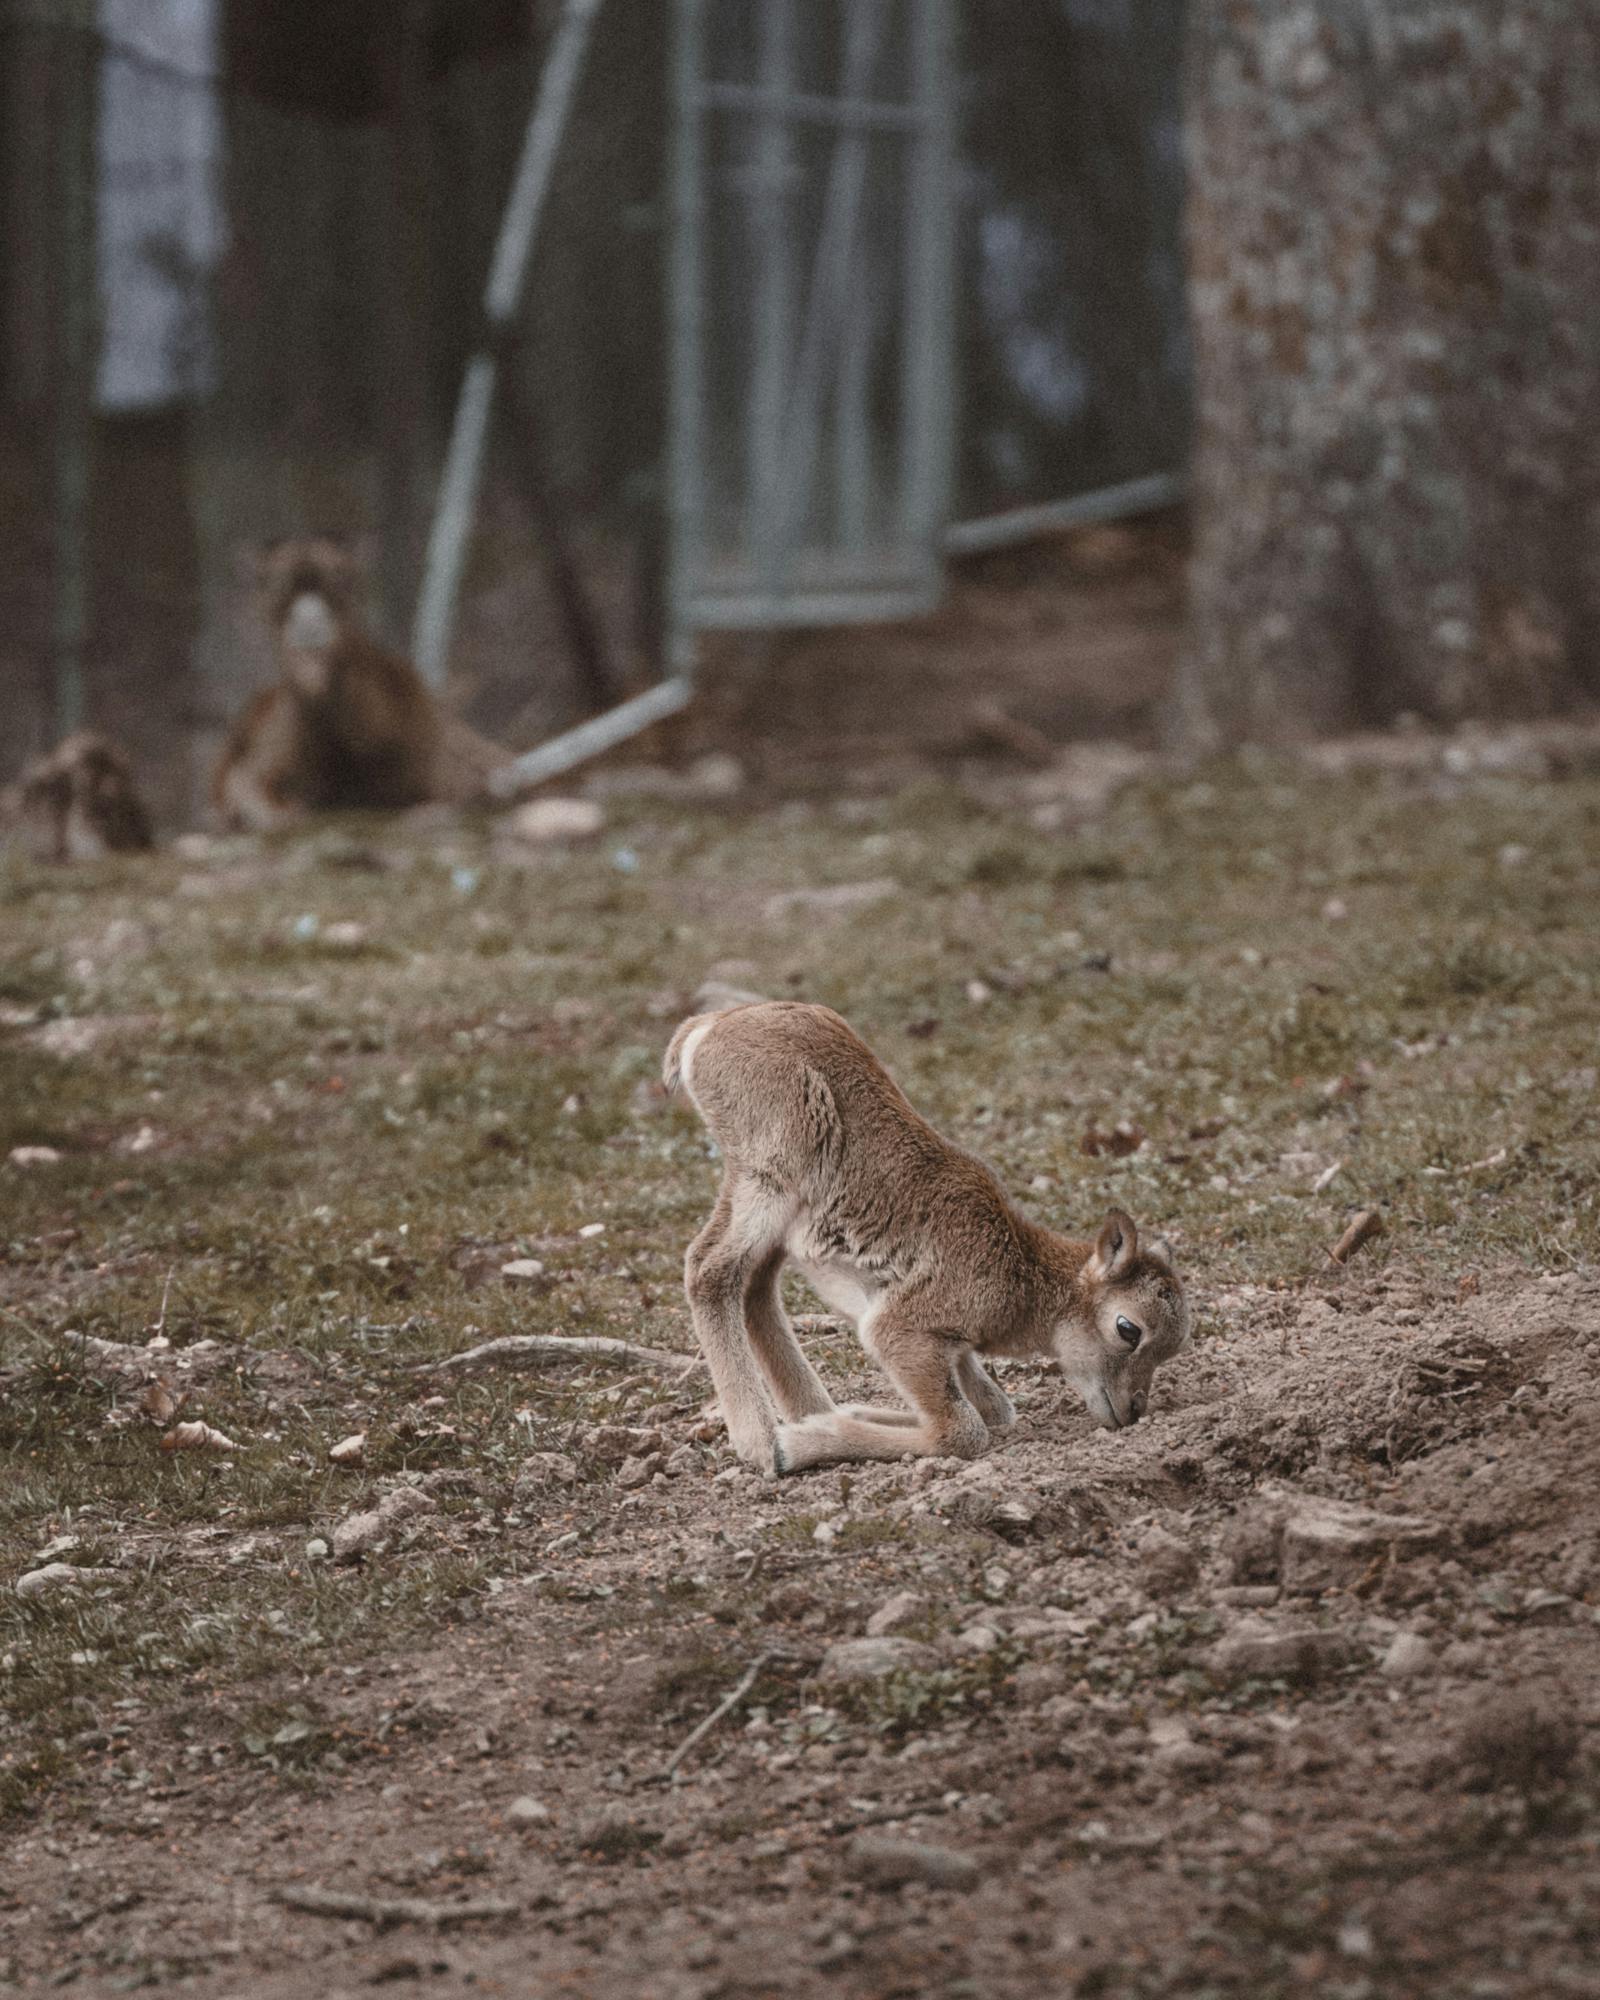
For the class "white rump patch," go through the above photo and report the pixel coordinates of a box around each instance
[677,1018,716,1107]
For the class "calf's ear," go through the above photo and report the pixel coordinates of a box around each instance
[1088,1208,1138,1282]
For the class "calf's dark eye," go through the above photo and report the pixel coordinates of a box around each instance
[1115,1315,1142,1347]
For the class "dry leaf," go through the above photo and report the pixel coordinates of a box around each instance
[329,1432,366,1466]
[160,1420,238,1455]
[138,1380,184,1426]
[1457,1272,1482,1301]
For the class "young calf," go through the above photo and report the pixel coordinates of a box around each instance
[665,1000,1190,1475]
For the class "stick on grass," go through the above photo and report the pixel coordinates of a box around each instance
[663,1653,771,1778]
[419,1333,707,1379]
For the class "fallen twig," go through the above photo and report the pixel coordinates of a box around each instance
[60,1329,154,1373]
[1324,1208,1384,1269]
[663,1653,771,1778]
[419,1334,707,1379]
[272,1887,518,1929]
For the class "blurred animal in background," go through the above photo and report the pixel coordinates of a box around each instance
[3,732,156,863]
[212,536,513,830]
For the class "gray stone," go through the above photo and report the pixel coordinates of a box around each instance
[507,1795,551,1826]
[1380,1632,1434,1679]
[1281,1495,1445,1594]
[1205,1618,1366,1684]
[865,1591,928,1638]
[816,1637,940,1684]
[851,1835,980,1892]
[1138,1524,1200,1594]
[505,797,605,845]
[513,1452,580,1498]
[331,1485,438,1563]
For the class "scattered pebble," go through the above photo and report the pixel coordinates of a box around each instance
[331,1486,439,1562]
[1380,1632,1434,1679]
[865,1591,928,1638]
[500,1258,548,1283]
[851,1835,980,1893]
[506,797,605,844]
[816,1637,940,1684]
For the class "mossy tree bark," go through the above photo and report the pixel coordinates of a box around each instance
[1177,0,1600,747]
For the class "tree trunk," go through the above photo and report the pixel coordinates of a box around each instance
[1177,0,1600,747]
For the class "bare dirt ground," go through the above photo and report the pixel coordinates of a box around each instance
[4,1269,1599,1999]
[679,513,1188,792]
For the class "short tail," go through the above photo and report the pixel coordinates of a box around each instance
[662,1012,714,1096]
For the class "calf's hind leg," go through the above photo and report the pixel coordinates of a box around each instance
[685,1179,784,1470]
[744,1248,835,1421]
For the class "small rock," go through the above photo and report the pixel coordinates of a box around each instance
[328,1432,366,1466]
[685,752,746,798]
[851,1836,980,1893]
[866,1591,928,1638]
[1281,1494,1445,1594]
[954,1623,1001,1656]
[506,797,606,845]
[1147,1717,1215,1777]
[991,1497,1041,1538]
[616,1453,661,1490]
[1137,1524,1199,1595]
[331,1485,438,1562]
[577,1222,606,1239]
[816,1637,939,1684]
[500,1258,547,1283]
[15,1563,119,1601]
[1380,1632,1434,1679]
[507,1796,552,1827]
[305,1537,330,1562]
[8,1146,62,1169]
[1212,1584,1281,1608]
[514,1452,580,1495]
[980,1564,1012,1603]
[663,1445,699,1478]
[1205,1619,1365,1685]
